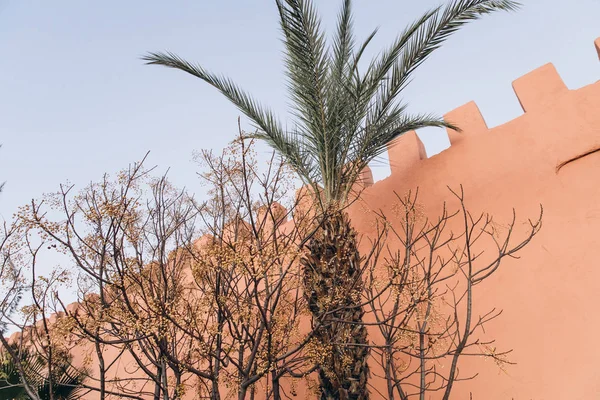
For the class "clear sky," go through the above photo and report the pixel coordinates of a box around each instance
[0,0,599,223]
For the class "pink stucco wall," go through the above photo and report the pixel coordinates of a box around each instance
[345,36,600,399]
[12,37,600,399]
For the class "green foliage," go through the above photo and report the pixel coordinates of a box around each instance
[144,0,520,205]
[0,349,85,400]
[0,352,22,400]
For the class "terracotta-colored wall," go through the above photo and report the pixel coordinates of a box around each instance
[346,37,600,399]
[12,37,600,399]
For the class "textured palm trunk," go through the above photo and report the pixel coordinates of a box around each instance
[302,210,369,400]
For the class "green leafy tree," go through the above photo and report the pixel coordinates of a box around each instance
[144,1,520,398]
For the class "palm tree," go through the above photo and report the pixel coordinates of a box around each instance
[0,348,85,400]
[144,0,520,398]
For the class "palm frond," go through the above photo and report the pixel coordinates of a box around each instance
[341,112,454,199]
[38,362,87,400]
[333,27,379,177]
[365,113,454,160]
[0,351,24,399]
[0,348,87,400]
[330,0,354,81]
[146,0,519,205]
[361,7,440,103]
[326,0,355,136]
[142,52,282,140]
[324,0,357,193]
[276,0,329,140]
[142,52,314,182]
[276,0,350,200]
[367,0,521,128]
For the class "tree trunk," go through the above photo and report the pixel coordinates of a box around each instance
[271,369,281,400]
[211,378,221,400]
[301,211,369,400]
[238,386,248,400]
[154,366,162,400]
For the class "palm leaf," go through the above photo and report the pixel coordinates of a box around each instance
[0,349,86,400]
[0,351,26,399]
[367,0,521,129]
[145,0,520,205]
[141,52,314,183]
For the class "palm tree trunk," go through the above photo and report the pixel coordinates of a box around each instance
[302,210,369,400]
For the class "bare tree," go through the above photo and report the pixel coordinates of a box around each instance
[11,133,322,400]
[3,139,542,400]
[187,130,319,399]
[0,220,43,400]
[364,187,542,400]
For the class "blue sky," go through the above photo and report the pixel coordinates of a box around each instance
[0,0,599,223]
